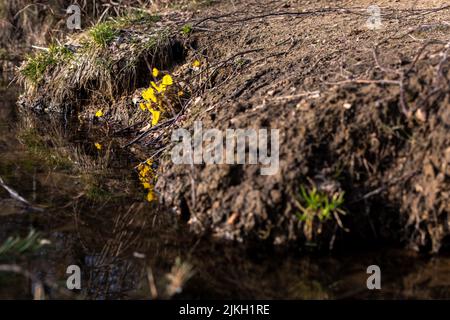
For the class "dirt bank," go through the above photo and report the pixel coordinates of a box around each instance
[16,0,450,252]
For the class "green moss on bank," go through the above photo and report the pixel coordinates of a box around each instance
[20,45,73,84]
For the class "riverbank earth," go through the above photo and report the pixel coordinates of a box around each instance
[0,0,449,299]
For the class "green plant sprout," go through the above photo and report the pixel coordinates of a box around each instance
[89,22,119,47]
[295,185,347,241]
[0,230,47,258]
[181,24,193,35]
[296,185,345,222]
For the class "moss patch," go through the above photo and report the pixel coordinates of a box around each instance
[20,45,73,84]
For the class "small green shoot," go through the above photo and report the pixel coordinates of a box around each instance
[0,230,47,258]
[296,186,345,222]
[295,185,347,241]
[181,24,193,35]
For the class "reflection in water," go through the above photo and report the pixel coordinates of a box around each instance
[0,84,449,299]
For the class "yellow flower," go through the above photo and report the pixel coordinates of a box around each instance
[139,165,149,175]
[142,182,151,189]
[149,108,161,126]
[147,191,156,202]
[95,110,103,117]
[142,87,157,103]
[193,60,201,68]
[151,81,164,93]
[152,68,159,78]
[94,143,102,150]
[136,160,157,202]
[162,74,173,86]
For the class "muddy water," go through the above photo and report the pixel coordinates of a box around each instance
[0,84,449,299]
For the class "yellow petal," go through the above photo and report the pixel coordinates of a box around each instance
[146,191,156,202]
[152,68,159,78]
[162,74,173,86]
[142,88,157,103]
[193,60,201,68]
[142,182,151,189]
[95,110,103,117]
[151,81,163,93]
[150,109,161,126]
[94,143,102,150]
[139,103,146,111]
[178,91,184,97]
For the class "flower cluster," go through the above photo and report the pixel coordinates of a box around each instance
[139,68,174,126]
[137,159,157,202]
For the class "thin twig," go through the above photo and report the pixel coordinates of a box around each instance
[0,176,43,212]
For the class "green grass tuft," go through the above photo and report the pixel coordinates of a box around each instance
[294,185,347,242]
[89,22,119,47]
[0,230,45,258]
[296,186,345,222]
[20,45,73,84]
[181,24,193,35]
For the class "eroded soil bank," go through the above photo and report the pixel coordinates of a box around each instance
[16,0,450,253]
